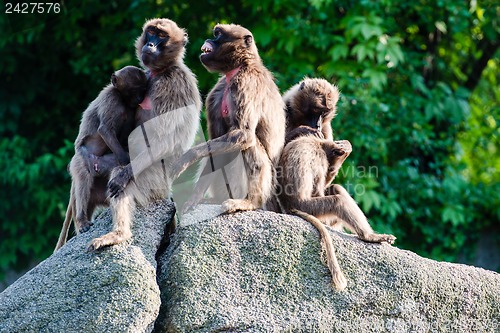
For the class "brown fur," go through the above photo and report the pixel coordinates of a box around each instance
[54,66,148,252]
[171,24,286,213]
[278,78,396,289]
[88,18,201,251]
[283,77,338,142]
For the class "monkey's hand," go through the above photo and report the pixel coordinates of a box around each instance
[108,165,134,198]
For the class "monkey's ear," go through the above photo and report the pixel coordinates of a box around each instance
[111,73,118,87]
[244,35,253,47]
[183,32,188,46]
[299,81,306,90]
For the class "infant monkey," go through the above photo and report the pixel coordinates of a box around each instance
[54,66,148,251]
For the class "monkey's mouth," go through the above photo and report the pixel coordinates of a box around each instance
[201,41,213,55]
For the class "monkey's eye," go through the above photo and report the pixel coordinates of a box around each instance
[214,29,222,38]
[158,31,167,39]
[147,29,155,36]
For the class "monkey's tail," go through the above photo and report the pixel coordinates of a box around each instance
[54,184,75,253]
[290,209,347,291]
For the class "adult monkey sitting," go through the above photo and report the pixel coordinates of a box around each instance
[88,18,201,251]
[172,24,286,213]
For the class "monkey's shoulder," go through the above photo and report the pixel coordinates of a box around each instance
[149,64,201,109]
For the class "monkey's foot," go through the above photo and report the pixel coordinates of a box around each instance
[222,199,257,214]
[359,233,396,245]
[87,230,131,252]
[78,222,93,234]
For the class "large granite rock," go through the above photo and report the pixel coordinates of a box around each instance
[155,205,500,333]
[0,199,175,333]
[1,202,499,333]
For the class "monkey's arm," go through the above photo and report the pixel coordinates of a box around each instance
[322,124,333,141]
[171,106,258,180]
[170,131,250,179]
[108,104,199,197]
[98,124,129,165]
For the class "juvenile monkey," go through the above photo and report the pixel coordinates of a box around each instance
[54,66,148,251]
[89,18,201,251]
[171,23,286,213]
[278,78,396,290]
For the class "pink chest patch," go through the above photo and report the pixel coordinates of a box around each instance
[221,66,241,118]
[139,95,152,111]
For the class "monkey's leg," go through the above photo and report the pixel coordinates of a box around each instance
[222,144,272,213]
[70,155,94,233]
[87,190,134,251]
[93,153,121,177]
[298,185,396,244]
[88,167,135,251]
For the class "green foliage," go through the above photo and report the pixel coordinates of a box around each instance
[0,0,499,278]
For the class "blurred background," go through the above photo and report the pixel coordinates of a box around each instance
[0,0,498,290]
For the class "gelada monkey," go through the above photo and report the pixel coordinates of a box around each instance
[171,23,286,214]
[54,66,148,251]
[88,18,201,251]
[278,78,396,290]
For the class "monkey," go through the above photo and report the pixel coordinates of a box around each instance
[87,18,201,251]
[277,78,396,290]
[170,23,286,214]
[54,65,148,251]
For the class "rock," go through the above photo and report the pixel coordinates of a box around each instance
[0,199,175,333]
[155,205,500,333]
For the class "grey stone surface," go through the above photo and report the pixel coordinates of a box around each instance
[0,199,175,333]
[156,205,500,333]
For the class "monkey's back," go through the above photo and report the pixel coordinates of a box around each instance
[279,136,329,205]
[74,84,122,154]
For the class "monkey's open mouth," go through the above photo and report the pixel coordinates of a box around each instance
[201,41,213,55]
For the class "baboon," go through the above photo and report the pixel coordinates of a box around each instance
[171,23,286,214]
[278,78,396,290]
[88,18,201,251]
[54,66,148,251]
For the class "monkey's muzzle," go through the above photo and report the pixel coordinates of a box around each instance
[201,41,213,55]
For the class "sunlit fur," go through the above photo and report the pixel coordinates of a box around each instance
[88,18,201,251]
[173,24,286,213]
[54,66,147,252]
[277,78,396,289]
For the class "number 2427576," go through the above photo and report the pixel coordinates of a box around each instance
[5,3,61,14]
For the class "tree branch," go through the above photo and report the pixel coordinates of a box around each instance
[464,39,499,92]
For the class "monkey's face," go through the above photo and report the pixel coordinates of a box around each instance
[112,66,148,108]
[200,24,255,73]
[135,19,187,72]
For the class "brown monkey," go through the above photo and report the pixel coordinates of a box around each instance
[171,23,286,214]
[54,66,148,251]
[278,78,396,290]
[88,18,201,251]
